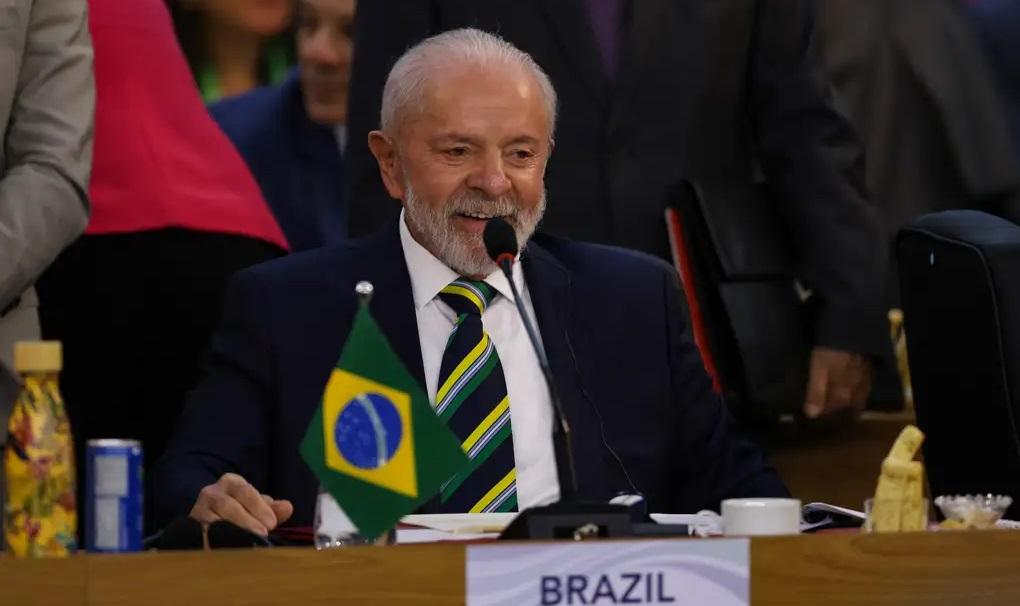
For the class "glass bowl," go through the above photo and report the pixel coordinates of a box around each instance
[934,494,1012,530]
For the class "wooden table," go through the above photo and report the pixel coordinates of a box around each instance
[4,530,1020,605]
[770,411,919,509]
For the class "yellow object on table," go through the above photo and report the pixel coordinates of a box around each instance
[869,425,926,532]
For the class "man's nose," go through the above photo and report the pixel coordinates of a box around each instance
[467,153,512,199]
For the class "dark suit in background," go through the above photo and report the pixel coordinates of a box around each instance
[816,0,1020,243]
[809,0,1020,409]
[154,222,787,527]
[346,0,888,358]
[210,70,347,251]
[966,0,1020,175]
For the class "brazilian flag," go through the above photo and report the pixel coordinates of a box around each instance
[299,305,469,540]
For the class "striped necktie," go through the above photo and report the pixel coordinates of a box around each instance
[434,279,518,513]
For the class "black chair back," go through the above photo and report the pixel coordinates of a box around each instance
[897,210,1020,518]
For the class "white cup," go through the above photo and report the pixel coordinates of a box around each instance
[721,498,801,536]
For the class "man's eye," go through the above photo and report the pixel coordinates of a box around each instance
[444,147,469,157]
[512,149,534,160]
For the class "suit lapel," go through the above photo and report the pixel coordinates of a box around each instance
[352,222,426,390]
[522,239,607,501]
[538,0,612,109]
[608,0,671,135]
[351,222,445,514]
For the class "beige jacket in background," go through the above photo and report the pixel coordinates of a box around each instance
[0,0,94,439]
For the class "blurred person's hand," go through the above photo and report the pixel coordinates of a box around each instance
[190,473,293,537]
[803,347,872,419]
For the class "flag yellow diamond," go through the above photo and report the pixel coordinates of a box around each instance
[322,369,418,498]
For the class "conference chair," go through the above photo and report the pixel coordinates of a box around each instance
[897,210,1020,518]
[665,181,809,421]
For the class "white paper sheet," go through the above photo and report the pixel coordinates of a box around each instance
[401,513,516,534]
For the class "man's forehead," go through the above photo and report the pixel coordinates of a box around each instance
[408,65,550,131]
[428,131,544,146]
[406,107,550,146]
[429,62,536,96]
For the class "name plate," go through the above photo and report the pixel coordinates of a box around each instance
[466,539,749,605]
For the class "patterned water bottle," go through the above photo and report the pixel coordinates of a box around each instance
[3,341,77,557]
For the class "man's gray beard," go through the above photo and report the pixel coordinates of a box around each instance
[403,181,546,278]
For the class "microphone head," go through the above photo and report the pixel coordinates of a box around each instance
[484,217,519,266]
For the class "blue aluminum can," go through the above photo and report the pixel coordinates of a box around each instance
[85,439,143,552]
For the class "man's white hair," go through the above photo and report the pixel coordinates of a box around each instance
[379,28,558,136]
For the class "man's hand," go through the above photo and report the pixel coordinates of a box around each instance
[803,347,873,418]
[190,473,293,537]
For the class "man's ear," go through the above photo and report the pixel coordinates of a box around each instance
[368,130,406,201]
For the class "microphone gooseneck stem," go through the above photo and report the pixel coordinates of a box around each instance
[497,259,579,503]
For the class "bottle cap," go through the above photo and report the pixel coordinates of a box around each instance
[14,341,62,373]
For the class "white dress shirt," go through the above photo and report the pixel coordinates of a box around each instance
[398,212,560,509]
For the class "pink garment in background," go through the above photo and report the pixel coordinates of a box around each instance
[85,0,288,250]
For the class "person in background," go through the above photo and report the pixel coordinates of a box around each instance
[168,0,294,102]
[814,0,1020,410]
[346,1,885,422]
[210,0,356,252]
[0,0,94,546]
[36,0,288,535]
[966,0,1020,174]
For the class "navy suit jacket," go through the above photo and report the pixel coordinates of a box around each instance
[967,0,1020,169]
[209,70,346,251]
[154,222,787,528]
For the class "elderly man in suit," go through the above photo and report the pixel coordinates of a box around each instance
[0,0,94,440]
[345,0,885,422]
[155,28,786,535]
[210,0,356,252]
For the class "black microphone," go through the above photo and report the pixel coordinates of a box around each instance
[484,218,578,502]
[146,515,204,550]
[207,520,273,548]
[146,516,274,550]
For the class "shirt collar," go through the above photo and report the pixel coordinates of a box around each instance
[398,210,522,310]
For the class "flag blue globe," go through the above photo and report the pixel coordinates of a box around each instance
[334,393,404,469]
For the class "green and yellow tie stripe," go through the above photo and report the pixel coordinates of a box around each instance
[435,279,518,513]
